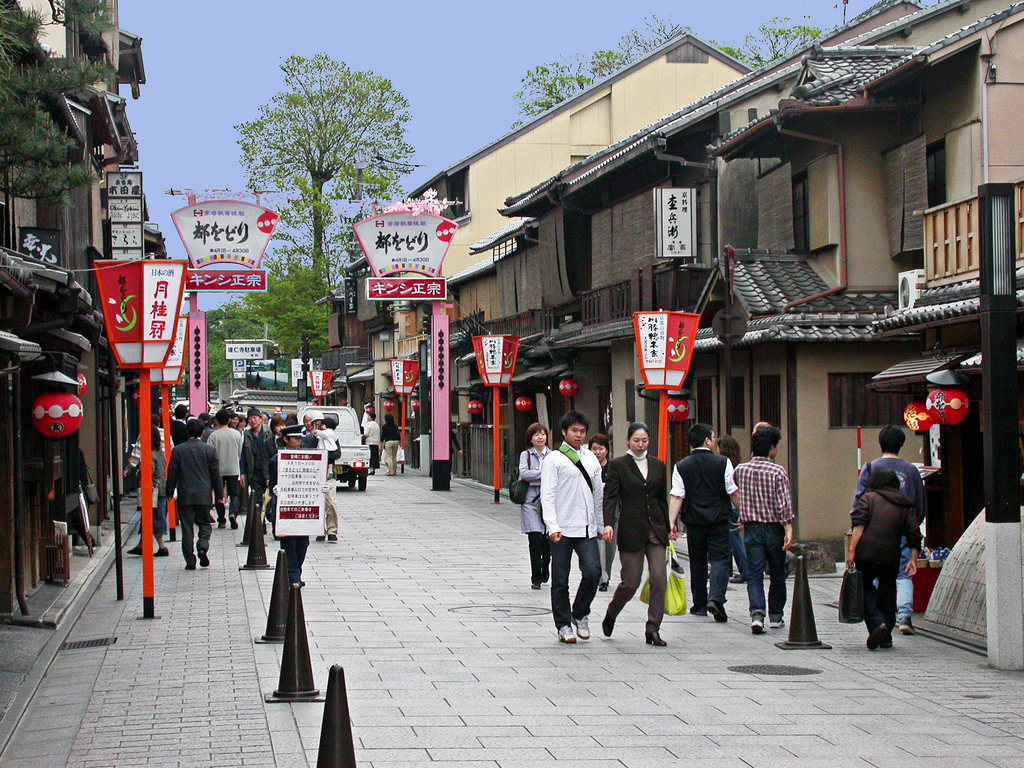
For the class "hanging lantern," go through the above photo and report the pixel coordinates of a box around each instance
[76,373,87,396]
[410,398,420,413]
[925,388,969,426]
[390,359,420,396]
[904,402,935,432]
[471,335,520,386]
[32,393,84,437]
[558,378,579,399]
[467,399,484,416]
[666,397,690,423]
[515,395,533,412]
[383,399,396,412]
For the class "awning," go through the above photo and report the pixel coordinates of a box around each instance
[958,342,1024,373]
[347,368,374,383]
[0,330,41,358]
[510,365,569,383]
[868,354,968,392]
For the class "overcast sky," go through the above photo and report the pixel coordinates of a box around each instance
[118,0,889,292]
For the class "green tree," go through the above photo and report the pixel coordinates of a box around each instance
[513,14,686,125]
[711,16,821,70]
[235,54,414,286]
[205,302,266,385]
[0,2,111,200]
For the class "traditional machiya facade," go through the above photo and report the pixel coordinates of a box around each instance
[441,0,1017,552]
[0,2,148,616]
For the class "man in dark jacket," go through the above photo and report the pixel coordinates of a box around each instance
[170,403,189,446]
[166,418,223,570]
[241,408,269,523]
[669,423,741,622]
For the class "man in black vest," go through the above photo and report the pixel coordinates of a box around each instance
[669,423,740,622]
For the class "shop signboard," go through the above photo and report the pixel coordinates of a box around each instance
[275,450,328,536]
[654,188,697,262]
[170,199,280,270]
[366,276,446,301]
[18,227,61,266]
[106,170,145,260]
[353,212,457,278]
[186,269,268,292]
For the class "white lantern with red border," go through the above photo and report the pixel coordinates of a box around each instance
[515,396,533,412]
[471,336,519,386]
[32,393,83,437]
[558,378,579,399]
[149,314,189,385]
[467,399,484,416]
[308,369,333,398]
[632,311,701,389]
[390,359,420,396]
[667,398,690,423]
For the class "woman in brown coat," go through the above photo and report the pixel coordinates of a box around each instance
[600,422,673,646]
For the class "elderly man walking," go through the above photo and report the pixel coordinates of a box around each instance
[734,425,794,634]
[166,418,223,570]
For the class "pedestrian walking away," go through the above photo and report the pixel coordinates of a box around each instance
[272,425,311,585]
[589,433,614,591]
[380,413,401,476]
[166,418,222,570]
[718,435,748,585]
[170,402,189,446]
[847,468,922,650]
[127,425,169,558]
[208,407,243,529]
[851,424,927,635]
[600,423,672,646]
[734,425,793,634]
[241,408,269,528]
[540,410,604,644]
[363,411,381,474]
[518,423,551,589]
[669,423,740,623]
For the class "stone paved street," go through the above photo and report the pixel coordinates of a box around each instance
[3,471,1024,767]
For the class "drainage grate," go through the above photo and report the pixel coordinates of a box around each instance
[333,555,406,562]
[728,664,820,676]
[449,605,550,618]
[62,637,116,651]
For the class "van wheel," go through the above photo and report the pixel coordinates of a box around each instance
[348,476,357,488]
[357,474,367,492]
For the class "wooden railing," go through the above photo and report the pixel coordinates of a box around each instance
[395,333,428,359]
[581,280,631,327]
[321,346,369,371]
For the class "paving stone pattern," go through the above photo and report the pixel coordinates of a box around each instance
[4,472,1024,767]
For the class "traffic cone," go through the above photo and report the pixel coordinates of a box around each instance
[239,510,272,570]
[776,555,832,650]
[255,550,290,644]
[316,665,358,768]
[238,502,256,548]
[265,584,324,702]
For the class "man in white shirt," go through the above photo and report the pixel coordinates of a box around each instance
[540,411,605,644]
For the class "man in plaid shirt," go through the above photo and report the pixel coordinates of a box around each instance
[734,425,793,635]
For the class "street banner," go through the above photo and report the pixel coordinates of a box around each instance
[391,359,419,396]
[186,269,268,292]
[170,199,280,270]
[275,450,328,537]
[366,277,447,301]
[472,335,519,387]
[188,306,208,415]
[150,314,189,385]
[633,312,701,389]
[654,188,697,261]
[353,212,457,278]
[308,369,333,398]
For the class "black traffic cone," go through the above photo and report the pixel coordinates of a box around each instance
[239,510,272,570]
[316,665,358,768]
[265,584,324,702]
[237,504,254,548]
[776,555,832,650]
[255,550,290,644]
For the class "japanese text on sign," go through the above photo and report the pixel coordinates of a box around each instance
[225,343,266,360]
[654,188,696,261]
[276,450,327,537]
[186,269,268,292]
[366,277,446,301]
[352,213,457,278]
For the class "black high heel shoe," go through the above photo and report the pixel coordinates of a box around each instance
[645,631,667,647]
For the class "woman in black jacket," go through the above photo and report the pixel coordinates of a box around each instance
[847,468,922,650]
[600,423,672,646]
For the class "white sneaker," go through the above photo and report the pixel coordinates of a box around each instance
[558,625,577,644]
[751,618,765,635]
[573,616,590,640]
[769,618,785,629]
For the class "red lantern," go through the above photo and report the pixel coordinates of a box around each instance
[925,388,969,426]
[468,399,484,416]
[383,399,396,412]
[904,402,935,432]
[515,396,533,412]
[410,398,420,413]
[32,393,84,437]
[666,398,690,423]
[76,373,87,396]
[558,378,579,399]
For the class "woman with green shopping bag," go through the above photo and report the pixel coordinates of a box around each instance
[599,422,674,646]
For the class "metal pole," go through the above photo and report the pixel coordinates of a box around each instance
[138,368,156,619]
[161,384,176,541]
[492,387,501,504]
[658,390,669,463]
[109,351,123,601]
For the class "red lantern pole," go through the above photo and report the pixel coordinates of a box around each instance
[492,388,501,504]
[400,394,407,473]
[658,390,669,463]
[139,367,155,619]
[161,385,176,542]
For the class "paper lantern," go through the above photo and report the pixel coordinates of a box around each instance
[558,378,579,399]
[632,311,701,389]
[76,373,87,396]
[307,369,333,398]
[390,359,420,396]
[515,396,533,412]
[383,399,396,412]
[471,336,519,386]
[904,402,935,432]
[667,398,690,423]
[925,388,969,426]
[468,399,484,416]
[32,393,83,437]
[410,398,420,413]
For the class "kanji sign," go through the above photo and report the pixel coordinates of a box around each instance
[472,336,519,387]
[95,260,189,369]
[106,170,144,260]
[170,199,279,270]
[18,227,61,265]
[390,360,419,396]
[275,450,328,537]
[633,312,701,389]
[366,277,447,301]
[185,269,268,292]
[654,188,697,261]
[353,212,457,278]
[106,170,142,198]
[150,314,189,385]
[308,370,333,398]
[225,342,266,360]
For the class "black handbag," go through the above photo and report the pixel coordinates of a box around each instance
[509,452,533,505]
[838,566,865,624]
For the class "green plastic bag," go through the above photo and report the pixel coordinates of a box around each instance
[640,542,687,616]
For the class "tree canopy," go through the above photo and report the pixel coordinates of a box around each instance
[711,16,822,70]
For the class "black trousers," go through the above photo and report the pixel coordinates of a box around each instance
[215,475,240,523]
[856,558,898,634]
[527,532,550,584]
[685,520,731,610]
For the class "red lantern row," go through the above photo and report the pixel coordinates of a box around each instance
[515,396,533,412]
[467,399,484,416]
[33,393,84,437]
[904,388,970,431]
[558,378,578,399]
[667,398,690,423]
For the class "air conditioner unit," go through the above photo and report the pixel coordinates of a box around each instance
[898,269,926,311]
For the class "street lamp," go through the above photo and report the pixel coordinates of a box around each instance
[354,149,370,203]
[978,182,1023,670]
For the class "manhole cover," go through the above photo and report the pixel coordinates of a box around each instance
[728,664,820,676]
[333,555,406,562]
[62,637,116,651]
[449,605,550,618]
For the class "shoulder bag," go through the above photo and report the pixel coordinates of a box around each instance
[508,452,531,505]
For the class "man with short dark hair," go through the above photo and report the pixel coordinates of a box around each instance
[241,409,269,525]
[852,425,926,635]
[540,410,605,644]
[170,404,189,446]
[166,418,222,570]
[208,408,243,529]
[735,426,793,634]
[669,423,740,623]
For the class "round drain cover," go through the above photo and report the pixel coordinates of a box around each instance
[728,664,821,676]
[449,605,550,618]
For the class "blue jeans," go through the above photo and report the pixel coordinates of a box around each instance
[549,536,602,629]
[729,506,747,579]
[744,522,787,621]
[896,540,913,620]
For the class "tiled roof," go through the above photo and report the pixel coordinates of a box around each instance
[790,46,919,106]
[694,312,886,351]
[959,341,1024,372]
[873,269,1024,332]
[448,256,497,287]
[469,218,534,254]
